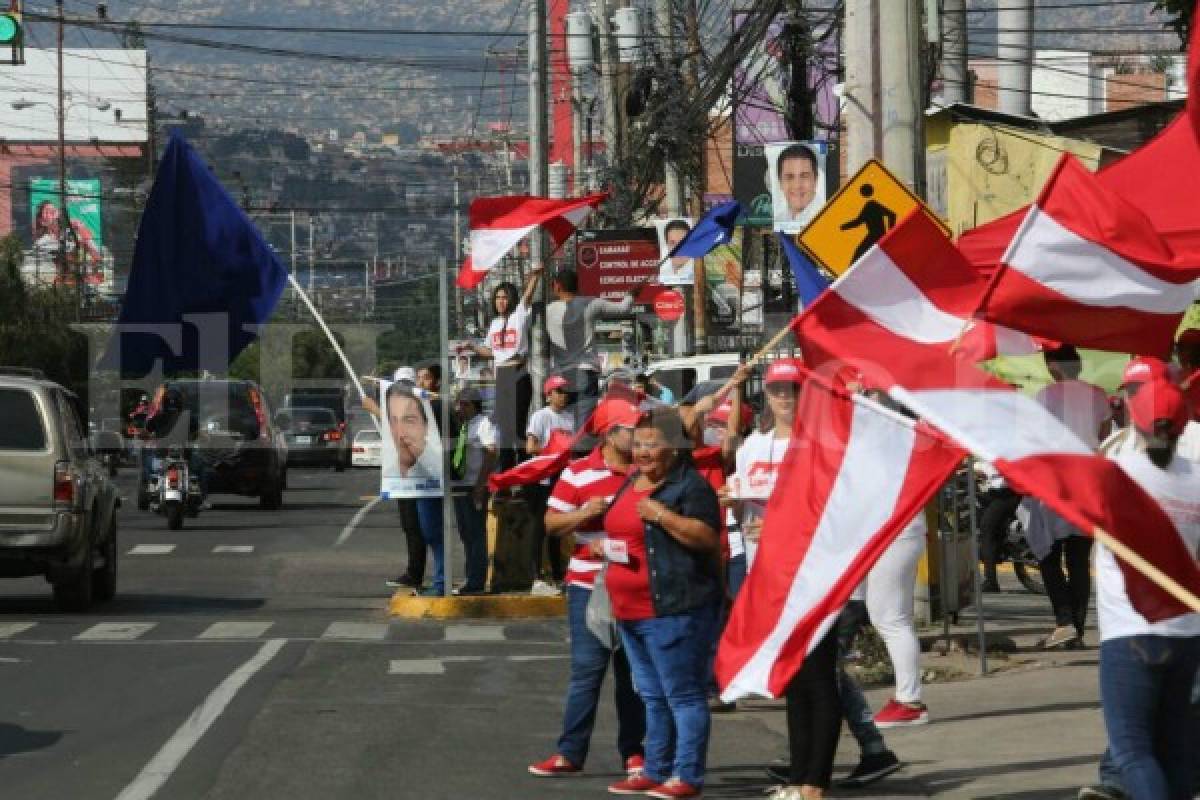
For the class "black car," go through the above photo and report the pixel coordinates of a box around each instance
[277,407,348,470]
[139,379,287,510]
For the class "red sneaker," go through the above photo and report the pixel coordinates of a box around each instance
[624,754,646,776]
[527,754,583,777]
[873,698,930,728]
[608,774,660,795]
[647,778,703,799]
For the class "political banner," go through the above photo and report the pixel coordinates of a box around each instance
[378,379,444,499]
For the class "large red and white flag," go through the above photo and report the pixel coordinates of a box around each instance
[716,377,963,701]
[796,212,1200,622]
[487,429,574,492]
[456,193,606,289]
[978,155,1200,358]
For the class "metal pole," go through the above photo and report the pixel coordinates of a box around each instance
[308,215,315,293]
[438,257,454,597]
[940,0,969,103]
[966,459,988,675]
[655,0,683,216]
[56,0,72,293]
[571,80,584,197]
[529,0,550,408]
[593,0,620,168]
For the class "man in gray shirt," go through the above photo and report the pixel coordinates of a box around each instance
[545,268,638,436]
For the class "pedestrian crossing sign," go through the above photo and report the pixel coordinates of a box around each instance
[796,159,950,276]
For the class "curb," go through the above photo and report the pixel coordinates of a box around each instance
[388,591,567,620]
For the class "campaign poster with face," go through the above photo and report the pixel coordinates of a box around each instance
[379,380,444,498]
[765,141,828,234]
[653,217,695,286]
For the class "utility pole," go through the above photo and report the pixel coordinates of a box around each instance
[528,0,551,402]
[453,168,465,334]
[655,0,684,217]
[843,0,880,176]
[593,0,621,170]
[940,0,969,104]
[56,0,73,293]
[683,0,707,353]
[307,215,315,294]
[996,0,1033,116]
[878,0,924,194]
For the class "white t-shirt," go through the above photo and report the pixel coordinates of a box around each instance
[485,301,531,367]
[733,429,789,523]
[453,414,497,487]
[526,406,575,486]
[1096,449,1200,641]
[1035,380,1111,450]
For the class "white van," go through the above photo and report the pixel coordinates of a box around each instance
[643,353,742,401]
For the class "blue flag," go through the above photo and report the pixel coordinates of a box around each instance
[667,200,742,260]
[101,134,287,376]
[778,232,831,306]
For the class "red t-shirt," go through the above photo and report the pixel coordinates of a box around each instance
[547,449,630,590]
[603,485,656,621]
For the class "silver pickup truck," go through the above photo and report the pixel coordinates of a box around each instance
[0,371,120,611]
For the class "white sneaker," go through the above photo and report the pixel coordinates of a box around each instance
[530,580,561,597]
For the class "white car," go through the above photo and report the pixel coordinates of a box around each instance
[350,429,382,468]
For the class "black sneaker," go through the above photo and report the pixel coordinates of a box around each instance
[836,750,902,788]
[1077,786,1129,800]
[765,765,789,783]
[385,575,419,588]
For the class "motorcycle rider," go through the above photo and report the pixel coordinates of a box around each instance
[142,388,210,509]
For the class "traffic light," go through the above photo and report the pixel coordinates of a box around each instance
[2,1,23,66]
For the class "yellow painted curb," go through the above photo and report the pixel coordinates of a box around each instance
[389,591,567,620]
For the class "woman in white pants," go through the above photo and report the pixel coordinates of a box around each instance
[861,512,929,728]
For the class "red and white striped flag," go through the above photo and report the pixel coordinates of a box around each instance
[716,377,963,701]
[487,429,574,492]
[979,155,1200,358]
[796,212,1200,623]
[456,193,606,289]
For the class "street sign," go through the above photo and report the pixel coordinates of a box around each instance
[653,288,686,323]
[575,228,659,308]
[797,159,950,275]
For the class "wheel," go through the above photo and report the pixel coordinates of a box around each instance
[165,501,185,530]
[93,518,117,603]
[53,537,95,612]
[259,482,283,511]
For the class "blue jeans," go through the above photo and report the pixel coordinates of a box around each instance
[619,603,719,786]
[415,498,444,594]
[557,586,645,766]
[451,492,488,591]
[1100,634,1200,800]
[837,600,888,757]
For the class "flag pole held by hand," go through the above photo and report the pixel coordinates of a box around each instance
[1093,525,1200,613]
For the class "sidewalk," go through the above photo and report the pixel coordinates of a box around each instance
[701,571,1108,799]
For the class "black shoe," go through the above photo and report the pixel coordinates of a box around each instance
[1077,786,1129,800]
[385,575,419,588]
[765,765,789,783]
[837,750,902,788]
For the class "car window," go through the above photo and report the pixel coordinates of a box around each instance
[55,391,87,451]
[355,430,381,442]
[710,365,737,380]
[278,408,336,427]
[0,389,48,450]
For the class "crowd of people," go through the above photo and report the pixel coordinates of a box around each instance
[373,268,1198,800]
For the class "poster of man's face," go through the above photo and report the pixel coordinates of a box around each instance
[766,142,827,233]
[379,380,443,498]
[654,217,695,286]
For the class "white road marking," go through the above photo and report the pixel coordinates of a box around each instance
[388,656,483,675]
[115,638,286,800]
[334,496,382,548]
[321,622,389,641]
[445,624,505,643]
[0,656,24,663]
[211,545,254,554]
[508,655,570,663]
[0,622,36,639]
[76,622,156,641]
[197,621,273,640]
[129,544,176,555]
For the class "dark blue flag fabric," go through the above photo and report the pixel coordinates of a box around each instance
[778,232,831,306]
[667,200,742,260]
[101,134,287,375]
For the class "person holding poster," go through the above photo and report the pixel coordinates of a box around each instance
[379,380,444,496]
[766,142,826,233]
[657,218,695,286]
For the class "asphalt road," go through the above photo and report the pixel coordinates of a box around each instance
[0,466,793,800]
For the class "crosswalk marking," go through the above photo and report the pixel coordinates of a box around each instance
[212,546,254,554]
[445,624,505,643]
[129,544,176,555]
[76,622,156,641]
[388,658,448,675]
[197,621,274,640]
[0,622,36,639]
[321,622,389,641]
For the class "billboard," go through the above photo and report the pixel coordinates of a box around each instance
[0,48,148,142]
[28,177,108,287]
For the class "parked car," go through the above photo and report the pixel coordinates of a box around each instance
[277,407,348,470]
[351,428,383,468]
[0,370,120,611]
[140,379,287,510]
[643,353,742,400]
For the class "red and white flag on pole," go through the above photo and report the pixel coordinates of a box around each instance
[978,155,1200,358]
[795,212,1200,622]
[716,377,963,701]
[487,429,574,492]
[456,193,607,289]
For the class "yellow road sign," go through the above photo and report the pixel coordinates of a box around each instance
[797,159,949,276]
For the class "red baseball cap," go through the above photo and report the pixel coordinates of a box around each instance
[1128,377,1189,438]
[588,398,641,435]
[1120,356,1171,389]
[707,399,754,429]
[543,375,569,395]
[764,358,806,386]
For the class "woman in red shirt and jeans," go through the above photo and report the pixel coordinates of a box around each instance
[602,407,722,799]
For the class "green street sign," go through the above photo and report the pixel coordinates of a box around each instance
[0,14,19,45]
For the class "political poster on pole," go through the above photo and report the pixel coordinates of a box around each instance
[653,217,696,286]
[378,379,444,499]
[765,141,829,233]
